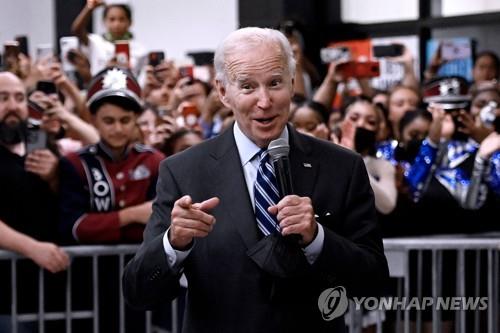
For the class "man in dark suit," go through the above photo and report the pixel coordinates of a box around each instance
[123,27,389,332]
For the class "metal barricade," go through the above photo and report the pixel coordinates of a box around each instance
[0,245,181,333]
[347,237,500,333]
[1,237,499,333]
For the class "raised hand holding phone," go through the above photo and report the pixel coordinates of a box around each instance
[115,41,130,68]
[25,149,58,188]
[336,61,380,79]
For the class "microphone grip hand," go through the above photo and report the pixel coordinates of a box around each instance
[269,195,316,246]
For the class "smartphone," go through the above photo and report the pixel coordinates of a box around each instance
[26,126,48,153]
[182,104,200,128]
[59,36,79,72]
[4,41,20,71]
[115,40,130,67]
[4,41,20,56]
[373,44,404,58]
[15,35,29,57]
[36,80,58,96]
[148,51,165,67]
[441,40,472,61]
[337,61,380,78]
[179,65,194,79]
[157,107,173,118]
[36,44,54,62]
[320,47,350,63]
[193,66,211,82]
[28,100,45,120]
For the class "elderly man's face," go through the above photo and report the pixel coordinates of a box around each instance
[216,43,293,148]
[0,73,28,125]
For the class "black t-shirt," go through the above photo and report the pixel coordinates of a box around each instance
[0,145,59,242]
[0,145,62,314]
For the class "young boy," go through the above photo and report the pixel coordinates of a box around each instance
[59,67,164,244]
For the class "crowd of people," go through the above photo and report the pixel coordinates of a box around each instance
[0,1,499,332]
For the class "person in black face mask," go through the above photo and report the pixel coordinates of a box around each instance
[339,96,397,214]
[409,77,498,213]
[336,96,396,332]
[394,109,433,163]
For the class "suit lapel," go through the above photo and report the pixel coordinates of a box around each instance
[288,126,319,198]
[204,126,319,249]
[207,128,260,249]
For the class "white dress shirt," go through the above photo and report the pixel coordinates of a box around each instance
[162,123,324,269]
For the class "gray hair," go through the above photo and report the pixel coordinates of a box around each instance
[214,27,296,87]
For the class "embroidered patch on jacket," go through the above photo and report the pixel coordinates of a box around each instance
[130,165,151,180]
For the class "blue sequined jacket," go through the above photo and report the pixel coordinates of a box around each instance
[377,138,499,209]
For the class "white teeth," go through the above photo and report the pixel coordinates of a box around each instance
[256,118,273,123]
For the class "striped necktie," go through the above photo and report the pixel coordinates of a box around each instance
[254,149,281,236]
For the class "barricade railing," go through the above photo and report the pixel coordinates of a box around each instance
[346,236,500,333]
[1,236,499,333]
[0,244,180,333]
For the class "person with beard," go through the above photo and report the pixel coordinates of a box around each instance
[0,72,69,331]
[0,72,68,266]
[339,96,397,215]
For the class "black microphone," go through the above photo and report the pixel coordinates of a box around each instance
[268,138,302,243]
[268,138,293,197]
